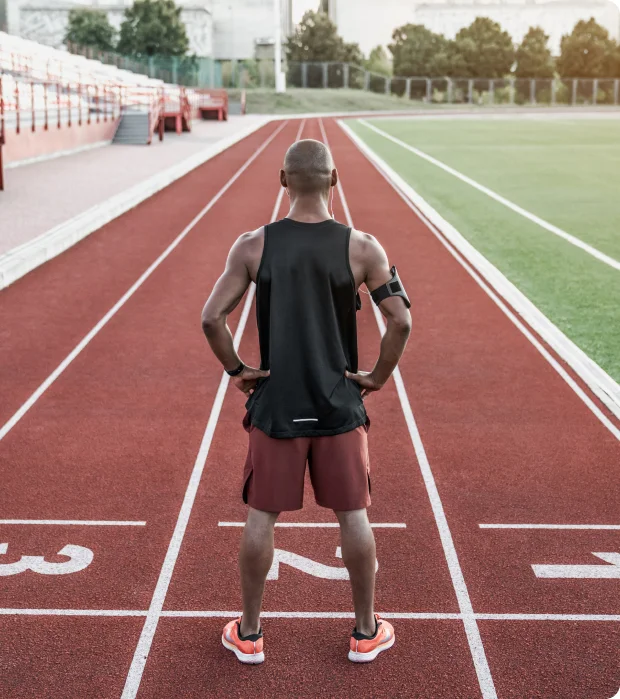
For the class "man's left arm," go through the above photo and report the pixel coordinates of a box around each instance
[201,233,269,395]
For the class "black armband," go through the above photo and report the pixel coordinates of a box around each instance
[370,266,411,309]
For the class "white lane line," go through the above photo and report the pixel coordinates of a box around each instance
[0,520,146,526]
[2,607,620,621]
[218,522,407,528]
[319,118,498,699]
[476,614,620,622]
[121,118,306,699]
[0,608,147,616]
[480,524,620,530]
[358,119,620,273]
[0,120,288,444]
[159,610,460,619]
[339,119,620,437]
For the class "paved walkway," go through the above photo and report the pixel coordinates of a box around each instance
[0,116,267,256]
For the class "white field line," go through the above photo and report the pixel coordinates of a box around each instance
[0,121,288,444]
[120,118,306,699]
[2,608,620,622]
[339,119,620,434]
[480,524,620,530]
[318,118,498,699]
[358,119,620,273]
[0,520,146,526]
[218,522,406,528]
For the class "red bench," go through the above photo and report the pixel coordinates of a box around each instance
[195,89,228,121]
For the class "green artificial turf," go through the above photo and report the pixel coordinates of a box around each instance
[349,117,620,383]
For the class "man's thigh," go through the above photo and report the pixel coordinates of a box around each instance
[243,427,310,512]
[309,426,371,511]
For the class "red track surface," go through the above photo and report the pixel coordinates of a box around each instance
[1,117,620,698]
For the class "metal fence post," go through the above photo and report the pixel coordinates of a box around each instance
[425,78,431,102]
[468,79,473,104]
[614,79,619,106]
[364,71,370,91]
[572,79,577,106]
[510,78,515,105]
[30,81,35,132]
[489,79,494,105]
[406,77,412,100]
[343,63,349,89]
[302,63,308,88]
[530,79,536,104]
[447,78,453,104]
[322,62,328,89]
[551,79,556,106]
[385,77,390,94]
[593,78,598,105]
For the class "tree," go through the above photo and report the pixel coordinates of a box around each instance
[556,18,617,78]
[389,24,451,77]
[365,45,392,76]
[286,10,362,63]
[451,17,515,78]
[515,26,554,78]
[117,0,189,57]
[64,8,116,52]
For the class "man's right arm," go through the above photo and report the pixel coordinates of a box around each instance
[346,234,412,397]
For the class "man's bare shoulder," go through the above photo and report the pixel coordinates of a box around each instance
[231,227,265,280]
[349,228,385,263]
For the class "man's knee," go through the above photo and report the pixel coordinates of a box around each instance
[334,508,369,531]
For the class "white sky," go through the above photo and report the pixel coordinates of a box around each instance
[292,0,320,24]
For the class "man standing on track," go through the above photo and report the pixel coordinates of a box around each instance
[201,138,411,665]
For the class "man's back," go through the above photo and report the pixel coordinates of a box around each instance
[247,217,366,439]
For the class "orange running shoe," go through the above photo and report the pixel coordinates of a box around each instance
[221,618,265,664]
[348,614,395,663]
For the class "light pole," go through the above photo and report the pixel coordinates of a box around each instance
[274,0,286,92]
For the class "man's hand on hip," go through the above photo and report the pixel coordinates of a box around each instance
[345,370,384,399]
[233,367,270,397]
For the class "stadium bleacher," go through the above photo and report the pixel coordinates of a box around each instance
[0,32,230,188]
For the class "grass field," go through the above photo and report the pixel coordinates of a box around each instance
[230,88,457,114]
[348,117,620,384]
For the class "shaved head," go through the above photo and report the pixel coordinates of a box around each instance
[282,139,335,195]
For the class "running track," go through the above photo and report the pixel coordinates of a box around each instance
[1,117,619,698]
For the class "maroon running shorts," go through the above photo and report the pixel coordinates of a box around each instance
[242,417,371,513]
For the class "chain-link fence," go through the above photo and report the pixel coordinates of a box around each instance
[285,62,620,107]
[65,49,620,102]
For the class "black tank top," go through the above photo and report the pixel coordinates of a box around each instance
[245,217,367,439]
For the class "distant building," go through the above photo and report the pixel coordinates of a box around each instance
[326,0,620,56]
[6,0,293,58]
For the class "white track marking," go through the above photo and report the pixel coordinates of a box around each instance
[0,121,288,444]
[121,118,306,699]
[319,118,498,699]
[0,544,93,576]
[218,522,406,528]
[340,119,620,437]
[0,608,147,616]
[3,607,620,621]
[533,552,620,579]
[0,520,146,526]
[358,119,620,273]
[481,524,620,530]
[475,613,620,621]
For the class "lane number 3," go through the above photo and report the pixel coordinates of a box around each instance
[0,543,94,576]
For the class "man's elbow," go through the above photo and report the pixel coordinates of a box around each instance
[201,309,223,336]
[392,310,412,337]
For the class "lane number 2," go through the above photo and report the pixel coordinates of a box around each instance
[0,543,94,576]
[267,546,379,581]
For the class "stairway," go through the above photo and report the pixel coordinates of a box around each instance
[113,110,152,145]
